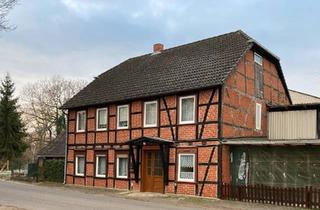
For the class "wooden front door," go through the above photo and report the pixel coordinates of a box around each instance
[142,150,164,193]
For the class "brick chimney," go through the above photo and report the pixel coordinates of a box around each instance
[153,43,164,53]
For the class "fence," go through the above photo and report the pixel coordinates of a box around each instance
[27,163,38,178]
[222,183,320,209]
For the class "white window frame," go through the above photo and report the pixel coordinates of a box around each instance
[254,53,263,66]
[255,103,262,130]
[116,154,128,179]
[75,155,85,176]
[178,153,195,182]
[143,101,158,127]
[76,111,86,133]
[117,105,129,129]
[179,95,196,124]
[96,108,108,131]
[95,154,106,177]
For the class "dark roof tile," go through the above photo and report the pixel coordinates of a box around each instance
[37,132,66,158]
[62,30,254,109]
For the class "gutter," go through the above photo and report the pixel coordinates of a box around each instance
[222,139,320,146]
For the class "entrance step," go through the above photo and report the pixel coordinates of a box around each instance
[126,192,168,198]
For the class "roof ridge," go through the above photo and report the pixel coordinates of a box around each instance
[160,30,243,53]
[126,30,246,61]
[95,30,248,79]
[289,89,320,99]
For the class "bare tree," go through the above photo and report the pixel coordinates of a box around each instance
[0,0,17,31]
[20,76,87,159]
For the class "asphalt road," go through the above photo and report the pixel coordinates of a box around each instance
[0,180,199,210]
[0,180,299,210]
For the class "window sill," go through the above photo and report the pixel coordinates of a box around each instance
[143,125,158,128]
[76,130,86,133]
[176,180,195,184]
[96,129,107,132]
[116,176,128,180]
[179,122,195,126]
[117,127,129,130]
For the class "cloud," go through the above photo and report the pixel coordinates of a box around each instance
[0,39,135,95]
[1,0,320,98]
[60,0,114,17]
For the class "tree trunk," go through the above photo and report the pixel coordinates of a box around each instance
[0,161,7,172]
[9,160,14,179]
[11,168,14,178]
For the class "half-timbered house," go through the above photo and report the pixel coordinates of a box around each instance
[61,30,291,198]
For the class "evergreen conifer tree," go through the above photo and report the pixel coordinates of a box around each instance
[0,74,27,173]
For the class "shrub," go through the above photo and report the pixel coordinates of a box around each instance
[44,159,64,183]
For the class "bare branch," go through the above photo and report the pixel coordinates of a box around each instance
[0,0,18,31]
[20,76,87,159]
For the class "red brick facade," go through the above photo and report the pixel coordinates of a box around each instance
[65,50,290,198]
[220,50,290,185]
[222,50,289,139]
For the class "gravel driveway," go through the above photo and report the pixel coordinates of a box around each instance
[0,180,298,210]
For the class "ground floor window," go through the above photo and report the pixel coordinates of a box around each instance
[178,153,195,182]
[75,155,85,176]
[116,154,128,178]
[95,155,106,177]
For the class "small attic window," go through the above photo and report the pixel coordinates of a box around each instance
[254,53,263,66]
[254,53,264,98]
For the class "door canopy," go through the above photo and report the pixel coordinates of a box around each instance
[126,136,173,185]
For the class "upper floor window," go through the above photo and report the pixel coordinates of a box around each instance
[144,101,157,127]
[179,95,195,124]
[178,153,195,182]
[255,103,262,130]
[75,155,85,176]
[254,53,263,98]
[117,105,129,129]
[95,155,106,177]
[96,108,107,131]
[116,154,128,178]
[76,111,86,132]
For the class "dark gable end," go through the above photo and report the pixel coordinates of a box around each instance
[62,30,290,109]
[250,42,292,104]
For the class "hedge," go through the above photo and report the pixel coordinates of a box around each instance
[44,159,64,182]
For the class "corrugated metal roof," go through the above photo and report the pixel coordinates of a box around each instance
[289,89,320,104]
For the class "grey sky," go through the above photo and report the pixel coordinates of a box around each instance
[0,0,319,96]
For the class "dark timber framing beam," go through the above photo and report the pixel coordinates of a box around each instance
[317,109,320,139]
[162,97,176,141]
[199,146,215,196]
[198,87,218,196]
[198,88,217,140]
[217,86,223,198]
